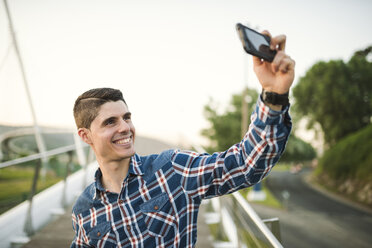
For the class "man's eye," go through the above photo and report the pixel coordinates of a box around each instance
[105,119,115,125]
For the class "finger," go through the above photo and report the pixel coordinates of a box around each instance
[278,57,290,73]
[270,34,286,51]
[287,56,296,71]
[261,30,272,39]
[278,56,296,73]
[252,55,263,67]
[271,51,286,72]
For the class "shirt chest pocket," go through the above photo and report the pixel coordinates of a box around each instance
[85,221,116,247]
[140,192,177,238]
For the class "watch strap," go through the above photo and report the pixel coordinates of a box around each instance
[261,89,289,106]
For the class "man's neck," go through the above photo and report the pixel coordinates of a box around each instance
[98,157,131,194]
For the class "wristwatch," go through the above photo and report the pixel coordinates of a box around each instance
[261,89,289,106]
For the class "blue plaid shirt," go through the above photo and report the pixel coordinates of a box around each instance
[71,97,291,248]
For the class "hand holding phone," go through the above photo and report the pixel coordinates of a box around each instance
[236,23,276,62]
[235,23,295,98]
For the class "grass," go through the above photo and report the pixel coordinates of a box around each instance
[0,161,80,215]
[238,229,272,248]
[0,129,84,215]
[272,163,291,172]
[0,166,35,181]
[208,223,230,242]
[0,177,61,214]
[239,182,283,209]
[0,165,62,214]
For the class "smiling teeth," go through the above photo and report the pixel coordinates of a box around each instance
[115,138,131,144]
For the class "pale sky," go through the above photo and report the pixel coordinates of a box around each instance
[0,0,371,147]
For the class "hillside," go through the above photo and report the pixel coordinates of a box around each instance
[316,124,372,207]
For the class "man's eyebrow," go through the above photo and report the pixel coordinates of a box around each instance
[100,112,131,127]
[101,116,117,126]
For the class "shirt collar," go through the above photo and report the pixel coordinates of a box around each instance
[129,153,144,176]
[93,153,144,199]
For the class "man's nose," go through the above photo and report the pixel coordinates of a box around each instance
[118,119,131,133]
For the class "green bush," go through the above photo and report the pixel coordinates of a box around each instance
[319,124,372,181]
[279,135,316,163]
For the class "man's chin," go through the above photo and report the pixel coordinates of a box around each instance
[120,150,135,159]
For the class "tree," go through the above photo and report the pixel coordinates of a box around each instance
[201,88,258,153]
[293,46,372,145]
[201,88,316,162]
[279,135,316,163]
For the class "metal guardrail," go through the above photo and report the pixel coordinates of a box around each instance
[0,144,80,169]
[194,145,283,248]
[0,133,90,248]
[207,192,283,248]
[232,192,283,248]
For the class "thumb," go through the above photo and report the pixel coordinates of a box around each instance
[252,55,263,67]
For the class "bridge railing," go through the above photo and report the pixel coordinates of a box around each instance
[194,146,283,248]
[0,135,94,248]
[205,189,283,248]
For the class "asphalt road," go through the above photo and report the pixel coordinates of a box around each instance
[252,169,372,248]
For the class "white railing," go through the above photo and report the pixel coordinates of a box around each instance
[232,192,283,248]
[194,145,283,248]
[0,134,92,248]
[0,161,97,248]
[0,144,78,169]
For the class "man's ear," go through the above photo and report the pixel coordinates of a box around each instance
[77,128,92,145]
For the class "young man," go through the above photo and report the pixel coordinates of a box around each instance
[71,31,295,247]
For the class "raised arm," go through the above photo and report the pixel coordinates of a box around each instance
[171,31,295,201]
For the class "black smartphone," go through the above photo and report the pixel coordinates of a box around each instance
[236,23,276,62]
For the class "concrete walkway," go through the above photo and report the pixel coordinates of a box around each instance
[22,206,74,248]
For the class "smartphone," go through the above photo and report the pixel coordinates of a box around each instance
[236,23,276,62]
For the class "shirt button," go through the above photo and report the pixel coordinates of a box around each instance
[126,226,131,231]
[154,205,159,210]
[97,231,101,237]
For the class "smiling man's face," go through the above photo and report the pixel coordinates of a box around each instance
[84,100,135,162]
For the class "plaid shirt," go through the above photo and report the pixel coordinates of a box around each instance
[71,97,291,248]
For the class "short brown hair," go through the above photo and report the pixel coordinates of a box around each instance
[73,88,126,129]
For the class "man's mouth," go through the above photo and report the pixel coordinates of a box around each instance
[113,136,132,145]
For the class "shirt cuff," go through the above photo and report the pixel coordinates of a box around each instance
[254,95,290,126]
